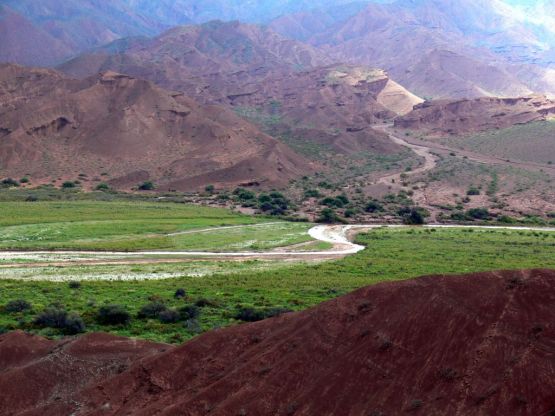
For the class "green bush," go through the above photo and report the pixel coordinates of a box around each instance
[1,178,20,188]
[179,305,200,320]
[466,208,490,220]
[138,302,167,319]
[365,200,383,213]
[97,305,131,326]
[467,187,480,196]
[95,183,111,191]
[138,181,155,191]
[68,281,81,289]
[5,299,32,313]
[317,208,341,223]
[62,181,76,189]
[34,307,85,334]
[63,313,86,335]
[159,309,180,324]
[174,288,187,299]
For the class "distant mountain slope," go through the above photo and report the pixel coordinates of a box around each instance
[0,64,312,190]
[270,0,555,99]
[59,21,331,96]
[2,269,554,415]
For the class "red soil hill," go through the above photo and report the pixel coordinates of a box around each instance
[1,269,554,415]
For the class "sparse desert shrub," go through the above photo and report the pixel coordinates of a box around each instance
[304,189,321,198]
[95,183,110,191]
[317,208,341,224]
[179,305,200,320]
[399,207,429,225]
[466,208,490,220]
[204,184,215,193]
[174,288,187,299]
[158,309,180,324]
[20,177,29,184]
[138,302,167,319]
[62,181,76,189]
[365,200,383,213]
[5,299,32,313]
[97,304,131,326]
[467,187,480,196]
[138,181,155,191]
[1,178,19,188]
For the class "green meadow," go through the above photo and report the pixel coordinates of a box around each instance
[1,224,554,343]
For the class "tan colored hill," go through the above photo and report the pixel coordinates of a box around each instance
[395,95,555,136]
[0,64,312,190]
[227,65,422,154]
[1,269,554,415]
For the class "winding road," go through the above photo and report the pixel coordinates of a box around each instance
[1,126,554,270]
[1,224,555,269]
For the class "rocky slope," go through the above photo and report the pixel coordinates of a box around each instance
[395,95,555,135]
[59,20,332,98]
[271,0,555,99]
[0,64,311,190]
[1,269,554,415]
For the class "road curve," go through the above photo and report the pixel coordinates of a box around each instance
[1,224,555,266]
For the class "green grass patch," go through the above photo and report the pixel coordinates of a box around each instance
[0,201,291,251]
[1,227,554,343]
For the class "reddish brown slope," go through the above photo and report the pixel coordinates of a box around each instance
[395,95,555,136]
[2,269,554,415]
[0,64,312,190]
[59,20,331,100]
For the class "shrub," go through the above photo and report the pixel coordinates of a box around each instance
[467,187,480,196]
[34,307,68,328]
[63,313,86,335]
[234,307,291,323]
[1,178,19,188]
[399,207,429,225]
[204,184,215,193]
[68,281,81,289]
[138,302,167,319]
[138,181,155,191]
[304,189,321,198]
[195,298,220,308]
[25,195,38,202]
[95,183,110,191]
[365,200,383,213]
[233,188,255,201]
[62,181,76,189]
[5,299,32,313]
[97,305,131,326]
[317,208,340,224]
[179,305,200,320]
[159,309,180,324]
[466,208,490,220]
[235,307,267,322]
[20,177,29,184]
[174,288,187,299]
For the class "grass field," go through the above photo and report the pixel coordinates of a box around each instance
[1,226,554,343]
[439,120,555,165]
[0,201,313,251]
